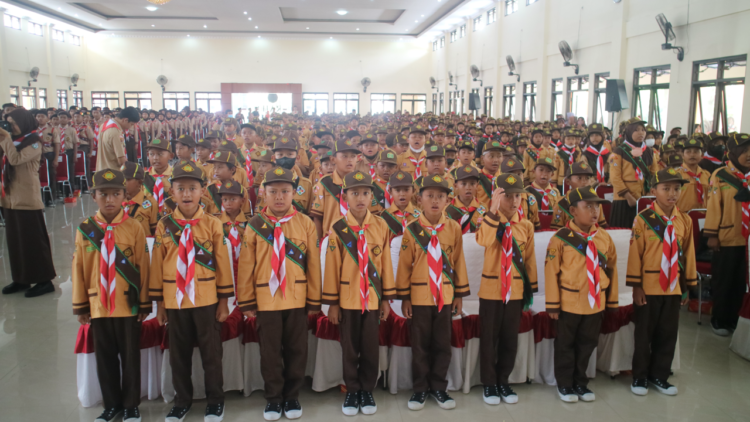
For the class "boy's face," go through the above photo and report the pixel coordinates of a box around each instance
[172,179,205,213]
[390,186,414,208]
[458,148,475,165]
[568,174,592,189]
[36,114,48,126]
[434,135,445,146]
[482,152,502,173]
[124,179,142,198]
[207,137,220,150]
[93,188,125,217]
[359,141,379,158]
[377,134,387,145]
[265,182,295,214]
[147,149,172,170]
[510,169,524,178]
[570,200,601,227]
[651,182,682,209]
[224,123,237,134]
[213,162,235,181]
[419,188,448,215]
[426,157,446,175]
[175,143,193,160]
[221,194,243,215]
[564,136,578,147]
[533,166,553,187]
[333,151,358,174]
[376,162,397,181]
[321,160,335,174]
[255,161,275,181]
[408,133,426,150]
[50,116,59,126]
[343,186,372,213]
[454,179,477,204]
[393,143,407,154]
[196,146,211,161]
[241,127,256,141]
[499,192,523,216]
[59,115,69,125]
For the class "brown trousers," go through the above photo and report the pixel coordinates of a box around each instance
[633,295,680,380]
[167,303,224,407]
[257,308,308,403]
[554,311,603,388]
[409,305,452,393]
[92,316,141,409]
[340,309,380,393]
[479,299,522,386]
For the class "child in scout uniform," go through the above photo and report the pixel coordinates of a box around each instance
[626,168,697,397]
[396,126,429,178]
[523,128,555,185]
[355,132,381,177]
[250,148,276,201]
[551,162,609,230]
[705,133,750,336]
[444,143,458,168]
[310,138,359,238]
[216,180,249,297]
[72,169,150,422]
[445,166,484,234]
[314,150,335,187]
[195,137,214,180]
[144,138,173,218]
[207,151,253,216]
[527,155,561,211]
[413,145,455,206]
[582,124,611,184]
[474,173,538,405]
[379,170,419,240]
[392,133,409,155]
[323,171,395,416]
[150,163,233,422]
[699,132,728,175]
[396,175,470,411]
[121,162,159,236]
[216,140,252,190]
[553,128,585,190]
[370,149,399,215]
[676,138,709,212]
[475,140,505,208]
[449,140,479,174]
[174,134,197,166]
[264,137,313,213]
[237,167,321,421]
[545,187,618,403]
[35,110,61,204]
[501,159,541,230]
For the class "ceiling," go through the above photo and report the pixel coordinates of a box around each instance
[1,0,490,39]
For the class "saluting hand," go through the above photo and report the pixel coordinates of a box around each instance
[489,187,506,215]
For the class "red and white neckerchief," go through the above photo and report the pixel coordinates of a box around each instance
[561,145,577,166]
[500,221,515,303]
[650,204,680,292]
[99,119,119,142]
[242,148,255,189]
[265,208,298,299]
[95,214,130,315]
[122,200,137,214]
[147,168,166,213]
[350,223,371,313]
[585,145,610,183]
[623,141,646,180]
[226,220,242,299]
[451,198,476,234]
[683,167,705,204]
[1,133,33,198]
[424,223,446,311]
[481,169,496,187]
[374,177,392,208]
[728,163,750,240]
[367,161,377,178]
[533,185,553,211]
[58,125,66,150]
[393,209,411,233]
[409,153,425,179]
[568,223,601,309]
[703,152,723,165]
[338,190,349,217]
[175,217,201,308]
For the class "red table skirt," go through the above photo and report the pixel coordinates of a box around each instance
[740,293,750,320]
[75,318,164,354]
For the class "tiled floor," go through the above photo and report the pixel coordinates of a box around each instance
[1,196,750,422]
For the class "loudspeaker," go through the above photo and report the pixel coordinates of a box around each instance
[468,93,481,111]
[605,79,629,112]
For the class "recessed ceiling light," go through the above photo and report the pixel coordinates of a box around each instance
[151,24,155,27]
[257,35,261,38]
[146,6,158,12]
[336,10,348,16]
[75,14,78,17]
[421,15,425,17]
[248,17,252,21]
[306,27,310,29]
[255,26,258,29]
[356,28,360,31]
[203,25,207,28]
[243,11,247,15]
[187,34,190,37]
[415,20,418,23]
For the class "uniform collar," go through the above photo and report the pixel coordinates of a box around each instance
[332,170,345,185]
[172,206,205,221]
[452,197,480,210]
[531,181,552,191]
[345,209,373,228]
[130,190,145,204]
[652,202,678,219]
[262,207,297,220]
[497,210,520,224]
[95,209,126,225]
[221,210,248,224]
[568,220,597,234]
[388,202,416,215]
[418,212,448,228]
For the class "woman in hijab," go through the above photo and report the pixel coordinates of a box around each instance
[0,108,56,297]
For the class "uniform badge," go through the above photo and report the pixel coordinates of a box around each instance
[528,195,536,206]
[445,246,453,254]
[142,200,152,209]
[478,205,486,215]
[136,215,144,222]
[550,190,557,197]
[413,210,421,217]
[299,242,307,252]
[122,247,133,257]
[372,245,382,256]
[32,143,39,149]
[296,186,306,195]
[203,240,212,249]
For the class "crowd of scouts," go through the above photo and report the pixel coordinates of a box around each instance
[60,105,748,422]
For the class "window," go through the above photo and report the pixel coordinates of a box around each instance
[370,93,396,114]
[527,0,539,4]
[52,29,64,42]
[551,78,563,120]
[302,93,328,115]
[195,92,222,113]
[440,37,445,48]
[484,87,494,117]
[487,8,497,24]
[20,87,35,109]
[593,72,610,128]
[29,22,43,36]
[522,82,537,122]
[439,92,444,113]
[124,92,152,109]
[689,56,745,134]
[450,31,456,43]
[91,91,119,109]
[567,75,589,121]
[73,91,83,108]
[505,0,518,16]
[471,88,480,119]
[57,89,68,109]
[163,92,190,111]
[459,25,466,38]
[432,93,437,113]
[70,35,81,46]
[401,94,427,115]
[334,93,359,114]
[38,88,47,109]
[449,91,458,114]
[9,87,19,106]
[4,15,20,30]
[502,84,515,119]
[473,16,482,31]
[433,41,437,51]
[633,65,671,131]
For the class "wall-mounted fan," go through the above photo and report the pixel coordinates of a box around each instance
[28,66,39,87]
[156,75,168,92]
[505,56,520,82]
[470,65,483,86]
[558,41,579,74]
[655,13,684,61]
[361,77,371,93]
[448,71,456,89]
[69,73,79,90]
[268,94,278,103]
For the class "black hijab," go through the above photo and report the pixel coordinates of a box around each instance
[3,109,41,193]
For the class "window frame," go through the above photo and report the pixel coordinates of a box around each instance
[505,0,518,16]
[57,89,69,109]
[163,92,190,111]
[401,94,427,115]
[632,65,671,131]
[551,78,563,121]
[522,81,537,122]
[333,93,359,115]
[124,91,153,110]
[484,87,494,117]
[593,72,610,127]
[91,91,120,109]
[29,22,43,36]
[439,92,445,113]
[487,8,497,24]
[302,92,329,115]
[440,37,445,48]
[9,86,19,106]
[527,0,539,5]
[195,92,222,113]
[473,16,482,31]
[459,25,466,38]
[450,30,456,43]
[502,84,516,119]
[433,41,438,51]
[688,55,746,135]
[73,90,83,108]
[38,88,47,109]
[370,93,397,115]
[52,29,64,42]
[70,34,81,46]
[432,93,438,113]
[4,15,20,30]
[566,75,590,121]
[471,88,480,119]
[21,87,36,109]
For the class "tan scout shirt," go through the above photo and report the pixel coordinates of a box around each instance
[96,122,124,171]
[704,162,749,247]
[523,146,556,184]
[397,149,428,178]
[125,190,160,236]
[676,164,710,212]
[310,171,347,234]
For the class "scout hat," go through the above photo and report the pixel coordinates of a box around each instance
[170,161,205,183]
[311,140,333,151]
[146,138,170,151]
[204,130,222,139]
[91,169,127,191]
[502,146,517,157]
[271,137,299,151]
[249,149,274,163]
[208,150,238,166]
[456,140,475,151]
[500,157,525,173]
[516,137,529,147]
[727,132,750,153]
[389,170,414,188]
[587,123,604,134]
[418,173,451,194]
[342,171,373,191]
[395,134,409,145]
[425,144,445,159]
[566,187,609,206]
[444,144,457,154]
[360,132,378,144]
[378,149,399,165]
[217,179,246,196]
[196,137,212,149]
[623,117,647,128]
[664,152,684,167]
[334,137,360,154]
[175,134,195,147]
[222,117,238,127]
[651,167,688,187]
[563,128,582,138]
[346,130,361,139]
[376,126,388,135]
[316,130,334,139]
[483,139,505,154]
[262,166,296,187]
[534,156,557,171]
[684,137,704,150]
[494,173,526,194]
[120,161,144,181]
[565,161,594,179]
[409,124,428,135]
[454,165,480,181]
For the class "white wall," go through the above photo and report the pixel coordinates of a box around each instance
[430,0,750,132]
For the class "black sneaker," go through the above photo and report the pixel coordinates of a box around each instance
[204,403,224,422]
[165,405,191,422]
[572,385,595,402]
[1,282,29,295]
[342,391,359,416]
[24,281,54,298]
[631,378,648,396]
[711,320,730,337]
[95,407,123,422]
[429,390,456,410]
[359,391,377,415]
[483,385,500,405]
[263,402,282,421]
[407,392,427,411]
[498,384,518,404]
[283,399,303,419]
[557,386,578,403]
[123,407,141,422]
[648,378,678,396]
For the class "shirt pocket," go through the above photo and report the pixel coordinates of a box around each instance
[287,236,309,301]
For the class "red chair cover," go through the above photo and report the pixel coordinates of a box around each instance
[450,318,465,348]
[390,315,410,347]
[242,316,259,344]
[533,312,557,343]
[740,293,750,319]
[600,305,634,335]
[315,316,340,341]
